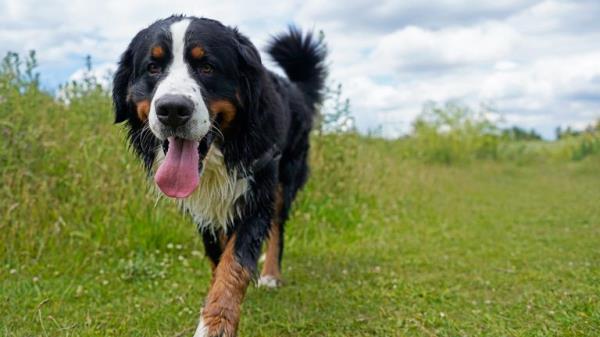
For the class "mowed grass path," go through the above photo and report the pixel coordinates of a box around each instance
[1,102,599,336]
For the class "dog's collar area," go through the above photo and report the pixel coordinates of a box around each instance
[247,145,281,176]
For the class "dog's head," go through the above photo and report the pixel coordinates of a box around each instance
[113,16,262,198]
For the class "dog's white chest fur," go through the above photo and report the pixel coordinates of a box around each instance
[154,146,248,233]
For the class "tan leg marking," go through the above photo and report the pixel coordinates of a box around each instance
[260,185,283,287]
[202,234,250,337]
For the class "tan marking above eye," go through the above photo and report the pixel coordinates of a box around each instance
[151,46,164,59]
[191,46,205,59]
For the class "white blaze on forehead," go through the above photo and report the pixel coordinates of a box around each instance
[148,19,210,141]
[169,19,190,73]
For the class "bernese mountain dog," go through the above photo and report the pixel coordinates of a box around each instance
[112,15,327,337]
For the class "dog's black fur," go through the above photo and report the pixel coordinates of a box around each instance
[113,15,326,335]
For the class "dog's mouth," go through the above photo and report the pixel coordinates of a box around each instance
[155,132,214,199]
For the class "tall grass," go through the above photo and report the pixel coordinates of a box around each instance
[1,52,599,249]
[0,52,188,265]
[403,101,600,164]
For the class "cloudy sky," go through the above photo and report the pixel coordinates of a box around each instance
[1,0,599,138]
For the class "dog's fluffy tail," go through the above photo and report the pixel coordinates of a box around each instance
[267,26,328,107]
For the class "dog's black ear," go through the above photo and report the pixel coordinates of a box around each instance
[234,30,263,111]
[113,47,133,123]
[236,33,262,73]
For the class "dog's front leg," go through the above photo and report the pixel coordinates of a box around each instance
[194,214,271,337]
[194,160,277,337]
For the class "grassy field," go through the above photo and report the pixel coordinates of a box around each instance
[2,62,600,336]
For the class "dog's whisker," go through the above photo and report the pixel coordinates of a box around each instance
[209,124,224,141]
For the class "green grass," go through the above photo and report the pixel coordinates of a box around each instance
[2,65,600,336]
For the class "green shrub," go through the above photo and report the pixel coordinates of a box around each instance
[554,132,600,161]
[407,101,500,164]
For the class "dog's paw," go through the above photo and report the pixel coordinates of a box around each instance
[196,304,239,337]
[257,275,282,289]
[193,319,233,337]
[193,319,208,337]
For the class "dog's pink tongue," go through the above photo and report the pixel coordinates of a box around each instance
[155,137,200,198]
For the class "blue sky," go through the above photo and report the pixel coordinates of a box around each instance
[1,0,599,138]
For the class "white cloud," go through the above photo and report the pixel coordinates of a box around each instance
[314,1,600,137]
[1,0,599,138]
[68,62,115,88]
[368,23,520,72]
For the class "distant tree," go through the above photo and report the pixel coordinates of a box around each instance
[555,126,562,140]
[557,126,582,139]
[501,126,542,141]
[408,101,501,163]
[584,120,600,134]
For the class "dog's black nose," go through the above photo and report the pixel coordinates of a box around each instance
[155,95,194,127]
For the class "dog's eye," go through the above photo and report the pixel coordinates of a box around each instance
[198,63,214,75]
[147,62,162,75]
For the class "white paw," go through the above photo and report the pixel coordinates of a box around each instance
[258,275,281,288]
[193,318,207,337]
